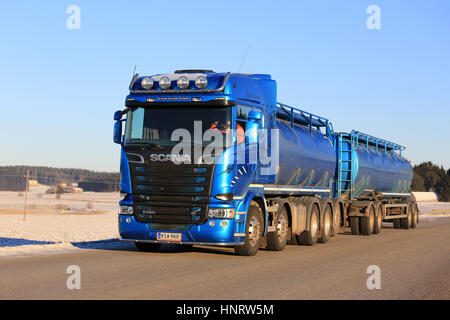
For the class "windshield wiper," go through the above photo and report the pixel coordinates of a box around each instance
[125,142,165,149]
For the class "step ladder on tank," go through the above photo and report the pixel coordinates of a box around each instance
[337,133,354,199]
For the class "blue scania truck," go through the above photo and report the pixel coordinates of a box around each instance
[114,70,417,256]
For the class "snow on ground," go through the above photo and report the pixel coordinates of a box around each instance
[0,212,119,246]
[0,184,120,212]
[418,202,450,219]
[0,186,120,250]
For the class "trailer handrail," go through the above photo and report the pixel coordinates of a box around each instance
[276,102,334,138]
[346,130,406,156]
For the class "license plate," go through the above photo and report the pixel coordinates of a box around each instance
[157,232,182,242]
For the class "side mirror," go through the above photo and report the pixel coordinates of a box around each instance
[113,121,122,144]
[113,110,123,144]
[114,110,123,121]
[246,111,262,144]
[248,110,262,122]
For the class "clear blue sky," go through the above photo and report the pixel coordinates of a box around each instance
[0,0,449,172]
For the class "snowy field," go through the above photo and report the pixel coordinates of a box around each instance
[0,185,120,250]
[0,185,449,253]
[0,184,119,214]
[418,202,450,218]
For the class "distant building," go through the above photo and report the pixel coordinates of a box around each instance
[28,180,38,187]
[64,187,84,193]
[412,192,439,202]
[46,186,57,194]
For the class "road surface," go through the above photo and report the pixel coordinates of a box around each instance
[0,217,449,300]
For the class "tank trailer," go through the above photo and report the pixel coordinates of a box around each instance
[114,70,417,256]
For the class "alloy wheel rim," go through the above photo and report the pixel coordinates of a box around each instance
[369,208,375,231]
[311,212,318,236]
[248,216,261,246]
[324,211,331,236]
[277,214,288,240]
[377,209,382,228]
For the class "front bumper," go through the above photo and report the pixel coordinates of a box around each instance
[118,214,245,246]
[120,238,243,246]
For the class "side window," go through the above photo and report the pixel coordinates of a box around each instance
[236,105,264,144]
[237,105,252,121]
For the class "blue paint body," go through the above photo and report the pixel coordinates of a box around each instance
[353,144,413,196]
[275,119,336,190]
[336,131,413,199]
[115,71,413,246]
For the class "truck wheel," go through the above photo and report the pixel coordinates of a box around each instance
[393,219,401,229]
[411,203,418,228]
[332,204,342,237]
[373,204,383,234]
[350,216,360,235]
[361,205,374,236]
[297,203,320,246]
[318,204,332,243]
[266,205,289,251]
[135,242,161,252]
[415,203,419,224]
[234,201,264,256]
[401,204,412,229]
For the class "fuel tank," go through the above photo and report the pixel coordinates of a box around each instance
[275,119,336,190]
[352,144,413,196]
[338,133,414,199]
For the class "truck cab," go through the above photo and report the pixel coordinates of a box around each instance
[114,70,277,255]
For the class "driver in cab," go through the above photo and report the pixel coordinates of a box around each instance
[209,120,245,144]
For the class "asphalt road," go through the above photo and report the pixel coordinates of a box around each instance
[0,217,449,300]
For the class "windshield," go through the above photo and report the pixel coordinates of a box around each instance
[124,105,232,148]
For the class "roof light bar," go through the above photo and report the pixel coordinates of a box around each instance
[141,77,153,90]
[195,76,208,89]
[177,76,189,89]
[159,77,171,90]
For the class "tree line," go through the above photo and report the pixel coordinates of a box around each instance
[0,166,119,192]
[410,162,450,201]
[1,163,448,200]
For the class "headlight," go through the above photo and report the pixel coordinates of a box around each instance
[119,205,133,215]
[194,76,208,89]
[208,208,234,219]
[177,76,189,89]
[141,77,153,89]
[159,76,171,90]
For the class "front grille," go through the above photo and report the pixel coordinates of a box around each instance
[129,162,214,225]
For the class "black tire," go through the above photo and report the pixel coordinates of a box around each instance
[393,218,401,229]
[332,204,342,237]
[234,201,264,256]
[266,205,289,251]
[350,216,360,235]
[361,205,375,236]
[411,203,418,229]
[401,204,412,229]
[297,203,320,246]
[135,242,161,252]
[318,204,332,243]
[373,204,383,234]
